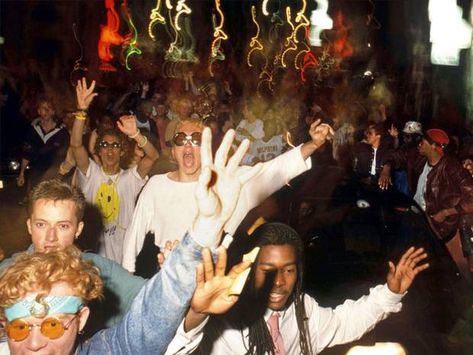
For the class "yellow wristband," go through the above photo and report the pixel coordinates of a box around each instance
[74,111,87,121]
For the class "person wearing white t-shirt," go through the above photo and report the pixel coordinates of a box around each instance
[121,117,334,273]
[244,119,288,166]
[70,78,159,262]
[235,99,264,143]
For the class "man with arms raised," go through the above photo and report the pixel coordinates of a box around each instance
[166,223,429,354]
[122,110,333,272]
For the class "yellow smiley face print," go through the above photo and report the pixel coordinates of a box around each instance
[95,182,120,224]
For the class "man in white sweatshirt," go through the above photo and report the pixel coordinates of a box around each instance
[122,117,333,273]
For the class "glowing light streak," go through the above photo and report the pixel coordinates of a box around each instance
[121,1,142,71]
[98,0,126,71]
[281,7,297,68]
[148,0,166,40]
[209,0,228,75]
[165,0,173,10]
[247,5,265,67]
[174,0,192,31]
[262,0,269,16]
[333,11,353,59]
[300,50,318,82]
[70,23,88,86]
[286,132,295,148]
[309,0,333,47]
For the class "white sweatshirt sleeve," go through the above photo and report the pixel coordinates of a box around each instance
[121,179,156,273]
[225,144,311,234]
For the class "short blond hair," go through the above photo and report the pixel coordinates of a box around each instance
[0,246,103,321]
[173,118,206,136]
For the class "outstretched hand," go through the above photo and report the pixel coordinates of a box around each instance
[76,78,97,111]
[387,247,429,294]
[191,247,251,315]
[192,128,263,246]
[308,118,334,148]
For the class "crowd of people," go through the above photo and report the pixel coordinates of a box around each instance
[0,62,472,354]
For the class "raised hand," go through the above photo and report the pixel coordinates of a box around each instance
[192,128,262,246]
[76,78,97,111]
[191,247,251,315]
[387,247,429,294]
[308,119,334,148]
[117,115,138,137]
[388,124,399,138]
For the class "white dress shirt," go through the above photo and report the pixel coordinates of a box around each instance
[165,284,404,354]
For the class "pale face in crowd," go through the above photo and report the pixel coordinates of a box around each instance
[98,134,123,170]
[5,282,89,355]
[37,101,55,122]
[254,244,298,311]
[27,199,83,253]
[171,121,203,181]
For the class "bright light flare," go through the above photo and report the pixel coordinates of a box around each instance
[309,0,333,47]
[429,0,472,66]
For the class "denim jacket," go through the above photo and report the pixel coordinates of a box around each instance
[79,232,203,354]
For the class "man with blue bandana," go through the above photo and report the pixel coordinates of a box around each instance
[0,126,256,354]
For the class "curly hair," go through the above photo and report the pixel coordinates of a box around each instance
[0,245,103,321]
[28,179,86,222]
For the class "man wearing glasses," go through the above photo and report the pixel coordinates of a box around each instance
[70,79,159,263]
[122,110,334,273]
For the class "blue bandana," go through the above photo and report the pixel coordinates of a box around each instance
[5,296,84,321]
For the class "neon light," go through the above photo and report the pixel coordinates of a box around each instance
[98,0,125,71]
[174,0,192,31]
[309,0,333,47]
[209,0,228,76]
[121,1,142,71]
[165,0,173,10]
[247,5,265,67]
[262,0,269,16]
[281,7,297,68]
[148,0,166,40]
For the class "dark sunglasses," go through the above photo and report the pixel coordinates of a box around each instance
[172,132,202,147]
[99,141,122,149]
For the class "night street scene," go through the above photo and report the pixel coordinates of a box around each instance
[1,1,473,354]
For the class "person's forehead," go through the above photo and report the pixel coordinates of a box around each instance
[176,122,202,134]
[32,199,78,219]
[101,134,120,143]
[258,244,297,266]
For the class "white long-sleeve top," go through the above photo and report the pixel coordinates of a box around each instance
[122,145,311,272]
[165,284,404,355]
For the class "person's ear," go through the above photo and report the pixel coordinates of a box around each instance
[75,221,84,239]
[27,218,32,235]
[77,307,90,332]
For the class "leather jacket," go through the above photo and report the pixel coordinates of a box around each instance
[383,148,473,240]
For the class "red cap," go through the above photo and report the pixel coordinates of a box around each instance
[426,129,449,147]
